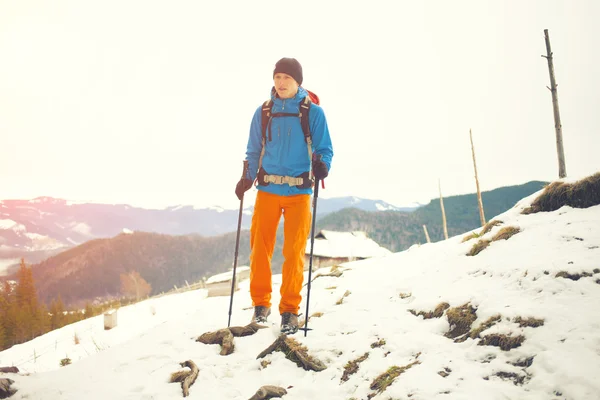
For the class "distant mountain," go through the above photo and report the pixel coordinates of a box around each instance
[1,181,547,307]
[22,230,251,307]
[0,195,416,271]
[316,181,548,252]
[316,196,419,214]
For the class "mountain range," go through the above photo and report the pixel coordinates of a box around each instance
[0,195,409,273]
[0,181,547,307]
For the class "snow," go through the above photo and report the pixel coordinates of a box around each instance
[65,237,79,245]
[122,228,133,234]
[0,258,19,275]
[309,230,391,259]
[0,219,19,230]
[1,188,600,399]
[205,266,250,285]
[375,202,396,211]
[70,222,93,236]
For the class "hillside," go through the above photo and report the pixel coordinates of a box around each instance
[2,174,599,399]
[27,231,251,307]
[2,181,545,307]
[317,181,547,251]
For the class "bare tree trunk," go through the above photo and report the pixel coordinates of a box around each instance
[130,272,140,301]
[543,29,567,178]
[423,225,431,243]
[470,129,486,226]
[439,180,448,240]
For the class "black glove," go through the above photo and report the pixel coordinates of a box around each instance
[312,158,328,180]
[235,178,253,200]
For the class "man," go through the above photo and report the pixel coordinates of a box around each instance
[235,57,333,334]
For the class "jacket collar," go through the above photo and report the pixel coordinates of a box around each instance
[270,86,308,106]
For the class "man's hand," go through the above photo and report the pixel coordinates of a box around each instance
[235,178,253,200]
[312,158,328,180]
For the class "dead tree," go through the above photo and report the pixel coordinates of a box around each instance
[0,378,17,398]
[170,360,199,397]
[248,386,288,400]
[423,225,431,243]
[196,322,266,356]
[439,180,448,240]
[542,29,567,178]
[470,129,486,226]
[257,335,326,372]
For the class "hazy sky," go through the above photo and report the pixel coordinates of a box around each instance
[1,0,598,210]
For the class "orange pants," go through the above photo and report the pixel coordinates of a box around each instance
[250,190,312,315]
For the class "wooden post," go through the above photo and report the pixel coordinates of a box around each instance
[470,129,486,226]
[423,225,431,243]
[438,180,448,240]
[542,29,567,178]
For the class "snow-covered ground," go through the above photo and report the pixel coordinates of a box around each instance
[1,188,599,399]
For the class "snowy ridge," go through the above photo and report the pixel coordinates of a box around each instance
[2,188,599,399]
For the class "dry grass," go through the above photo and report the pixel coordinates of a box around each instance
[467,239,491,256]
[399,292,412,299]
[514,317,545,328]
[445,304,478,339]
[368,361,420,397]
[492,226,521,241]
[462,232,480,243]
[491,371,529,386]
[60,357,71,367]
[73,332,80,345]
[299,312,324,328]
[456,315,501,343]
[283,337,326,371]
[336,290,351,305]
[371,339,386,348]
[409,302,450,319]
[479,334,525,351]
[340,352,369,383]
[555,271,593,281]
[522,172,600,214]
[481,220,503,235]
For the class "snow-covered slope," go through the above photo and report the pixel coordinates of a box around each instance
[2,189,599,399]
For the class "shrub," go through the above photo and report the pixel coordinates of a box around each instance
[523,172,600,214]
[445,304,477,339]
[60,357,72,367]
[492,226,521,241]
[467,239,491,256]
[481,220,503,235]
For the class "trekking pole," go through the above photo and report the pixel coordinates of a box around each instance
[302,155,322,337]
[228,160,249,328]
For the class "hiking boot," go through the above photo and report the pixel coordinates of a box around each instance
[280,312,299,335]
[252,306,271,323]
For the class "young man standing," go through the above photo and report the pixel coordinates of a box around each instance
[235,57,333,334]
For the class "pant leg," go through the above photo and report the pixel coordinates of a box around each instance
[250,191,282,309]
[279,194,312,315]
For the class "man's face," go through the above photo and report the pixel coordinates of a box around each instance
[273,73,299,99]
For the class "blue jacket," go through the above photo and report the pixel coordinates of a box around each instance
[245,86,334,196]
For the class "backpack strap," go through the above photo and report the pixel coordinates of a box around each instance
[257,100,273,179]
[299,96,314,181]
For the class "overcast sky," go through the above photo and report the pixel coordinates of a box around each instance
[1,0,598,210]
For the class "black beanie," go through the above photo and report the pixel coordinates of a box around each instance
[273,57,303,86]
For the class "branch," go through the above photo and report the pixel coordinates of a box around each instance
[170,360,199,397]
[248,385,288,400]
